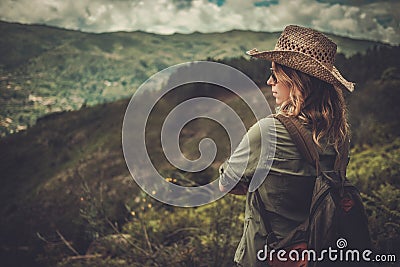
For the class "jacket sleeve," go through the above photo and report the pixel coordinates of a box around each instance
[219,117,275,190]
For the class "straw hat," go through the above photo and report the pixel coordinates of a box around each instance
[246,25,355,92]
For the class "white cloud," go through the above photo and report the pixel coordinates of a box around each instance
[0,0,398,44]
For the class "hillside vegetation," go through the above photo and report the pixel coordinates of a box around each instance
[0,21,384,137]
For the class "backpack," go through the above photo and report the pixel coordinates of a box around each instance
[256,114,371,266]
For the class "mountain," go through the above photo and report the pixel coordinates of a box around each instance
[0,20,386,137]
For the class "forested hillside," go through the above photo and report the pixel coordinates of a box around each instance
[0,21,385,137]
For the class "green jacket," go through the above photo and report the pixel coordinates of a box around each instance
[219,117,337,267]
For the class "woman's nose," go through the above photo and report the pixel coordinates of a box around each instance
[266,75,274,86]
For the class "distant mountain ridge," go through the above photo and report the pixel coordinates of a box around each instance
[0,20,388,137]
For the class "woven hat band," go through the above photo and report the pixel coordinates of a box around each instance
[275,25,337,70]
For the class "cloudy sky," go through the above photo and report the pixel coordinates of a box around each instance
[0,0,399,44]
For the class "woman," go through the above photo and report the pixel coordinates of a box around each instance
[219,25,355,266]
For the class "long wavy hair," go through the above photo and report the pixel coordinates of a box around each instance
[274,63,349,153]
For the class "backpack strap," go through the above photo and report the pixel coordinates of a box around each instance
[274,114,321,175]
[275,114,350,177]
[254,190,279,245]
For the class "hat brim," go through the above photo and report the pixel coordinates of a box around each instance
[246,49,354,92]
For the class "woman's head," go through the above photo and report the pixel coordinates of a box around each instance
[269,61,349,152]
[247,25,355,92]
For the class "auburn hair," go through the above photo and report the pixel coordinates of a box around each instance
[274,63,349,153]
